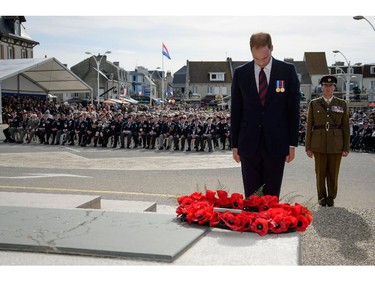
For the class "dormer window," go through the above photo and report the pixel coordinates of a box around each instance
[335,68,343,75]
[370,66,375,75]
[209,72,225,81]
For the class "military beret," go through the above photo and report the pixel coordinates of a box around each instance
[320,75,337,85]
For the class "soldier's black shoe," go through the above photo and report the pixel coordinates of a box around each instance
[326,199,334,207]
[318,198,327,207]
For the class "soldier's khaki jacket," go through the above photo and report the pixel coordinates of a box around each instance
[305,96,350,154]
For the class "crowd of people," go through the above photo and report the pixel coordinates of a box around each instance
[298,108,375,153]
[2,96,375,153]
[2,96,232,152]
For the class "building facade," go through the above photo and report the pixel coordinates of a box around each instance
[70,55,131,102]
[0,16,39,60]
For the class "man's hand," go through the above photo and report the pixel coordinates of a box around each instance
[232,148,241,163]
[285,147,295,163]
[306,150,314,158]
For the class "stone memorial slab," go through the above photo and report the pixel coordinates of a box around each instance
[0,206,208,262]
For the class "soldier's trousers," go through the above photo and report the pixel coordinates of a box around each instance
[313,152,342,202]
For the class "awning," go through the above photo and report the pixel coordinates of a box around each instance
[119,95,139,104]
[0,57,93,123]
[0,57,92,94]
[110,98,130,105]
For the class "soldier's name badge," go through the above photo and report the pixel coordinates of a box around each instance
[276,80,285,93]
[331,106,344,113]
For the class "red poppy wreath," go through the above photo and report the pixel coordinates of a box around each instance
[176,190,313,236]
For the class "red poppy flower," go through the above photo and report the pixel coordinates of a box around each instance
[216,190,231,207]
[283,215,298,229]
[295,215,310,232]
[260,195,279,211]
[205,190,217,202]
[268,207,287,217]
[257,210,272,220]
[288,203,303,216]
[189,191,206,201]
[251,218,269,236]
[278,204,294,215]
[176,205,187,216]
[248,195,263,210]
[230,193,244,209]
[209,211,221,226]
[220,211,242,231]
[295,203,314,224]
[177,195,194,206]
[216,190,228,199]
[237,212,256,232]
[269,214,288,234]
[186,202,214,225]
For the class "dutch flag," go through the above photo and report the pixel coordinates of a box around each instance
[162,43,171,60]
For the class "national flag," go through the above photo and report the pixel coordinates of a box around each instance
[162,43,171,60]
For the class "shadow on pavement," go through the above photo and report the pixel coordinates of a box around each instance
[312,207,373,263]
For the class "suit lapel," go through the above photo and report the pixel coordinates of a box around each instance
[265,58,278,106]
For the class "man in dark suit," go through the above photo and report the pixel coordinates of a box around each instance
[231,32,301,198]
[305,75,350,207]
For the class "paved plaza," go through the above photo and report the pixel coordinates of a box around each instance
[0,126,374,267]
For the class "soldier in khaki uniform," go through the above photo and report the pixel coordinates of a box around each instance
[305,75,350,207]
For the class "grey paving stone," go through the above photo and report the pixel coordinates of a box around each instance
[0,206,209,262]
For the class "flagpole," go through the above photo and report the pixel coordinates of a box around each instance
[161,43,165,104]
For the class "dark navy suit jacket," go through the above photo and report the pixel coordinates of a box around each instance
[231,58,301,158]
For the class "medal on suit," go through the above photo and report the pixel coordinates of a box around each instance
[276,80,281,92]
[280,80,285,92]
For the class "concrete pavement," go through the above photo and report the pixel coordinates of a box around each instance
[0,191,300,265]
[0,123,374,268]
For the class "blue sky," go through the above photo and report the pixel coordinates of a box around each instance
[5,1,375,75]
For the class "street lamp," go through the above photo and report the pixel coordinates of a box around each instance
[353,15,375,32]
[85,51,111,105]
[333,50,351,102]
[149,67,161,106]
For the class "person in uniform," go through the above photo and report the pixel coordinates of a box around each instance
[305,75,350,207]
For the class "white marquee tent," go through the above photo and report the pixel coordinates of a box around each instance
[0,57,92,123]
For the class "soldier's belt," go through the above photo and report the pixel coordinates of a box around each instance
[313,124,342,131]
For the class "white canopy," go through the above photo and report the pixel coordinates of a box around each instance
[119,95,139,104]
[0,57,92,94]
[0,57,92,123]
